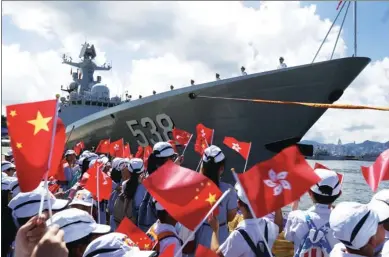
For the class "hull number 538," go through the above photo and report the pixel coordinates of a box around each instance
[126,113,174,147]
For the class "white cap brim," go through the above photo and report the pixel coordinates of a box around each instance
[92,224,112,234]
[125,251,156,257]
[69,200,94,207]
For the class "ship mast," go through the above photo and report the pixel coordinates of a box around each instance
[353,1,357,57]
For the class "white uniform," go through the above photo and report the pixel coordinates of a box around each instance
[154,222,182,257]
[277,63,287,69]
[176,223,195,257]
[219,218,279,257]
[285,204,338,252]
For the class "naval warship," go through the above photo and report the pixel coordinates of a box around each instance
[60,42,370,175]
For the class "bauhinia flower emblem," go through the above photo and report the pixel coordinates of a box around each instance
[263,169,291,196]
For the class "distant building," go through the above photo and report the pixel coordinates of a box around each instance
[337,139,342,145]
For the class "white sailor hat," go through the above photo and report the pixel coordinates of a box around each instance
[2,176,17,191]
[310,168,341,197]
[2,150,13,157]
[82,232,156,257]
[8,186,69,218]
[234,183,249,205]
[127,158,145,174]
[330,202,379,250]
[153,142,176,158]
[46,208,111,243]
[89,156,110,168]
[69,189,96,207]
[202,145,225,164]
[9,179,20,197]
[111,157,123,169]
[117,158,131,171]
[369,189,389,223]
[2,161,16,172]
[65,150,76,156]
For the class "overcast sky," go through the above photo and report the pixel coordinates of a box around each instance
[2,1,388,144]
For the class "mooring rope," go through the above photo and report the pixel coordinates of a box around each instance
[190,94,389,111]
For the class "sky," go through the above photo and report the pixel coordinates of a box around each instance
[1,1,389,144]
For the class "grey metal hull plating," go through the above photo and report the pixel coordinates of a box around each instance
[66,57,370,180]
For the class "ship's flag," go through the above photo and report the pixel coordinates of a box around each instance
[110,138,125,157]
[237,146,321,218]
[314,163,344,186]
[336,0,343,10]
[142,161,223,230]
[84,162,112,201]
[361,149,389,192]
[195,245,219,257]
[95,139,110,154]
[6,99,65,192]
[223,137,251,160]
[73,141,85,156]
[135,146,144,158]
[123,143,132,158]
[143,145,153,169]
[172,128,192,146]
[116,217,153,250]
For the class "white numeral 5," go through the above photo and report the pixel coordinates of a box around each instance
[126,120,149,147]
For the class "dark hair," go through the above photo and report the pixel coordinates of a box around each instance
[81,159,91,175]
[147,153,171,174]
[1,191,17,257]
[201,158,226,187]
[110,168,122,184]
[156,210,169,223]
[238,198,250,211]
[66,234,94,257]
[124,173,140,201]
[310,186,341,205]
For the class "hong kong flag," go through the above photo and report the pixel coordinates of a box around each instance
[73,141,85,156]
[196,123,213,145]
[237,146,321,217]
[361,149,389,192]
[223,137,251,160]
[172,128,192,146]
[110,138,124,157]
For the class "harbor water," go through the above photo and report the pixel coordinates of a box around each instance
[2,146,387,208]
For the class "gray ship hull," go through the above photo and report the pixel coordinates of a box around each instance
[66,57,370,180]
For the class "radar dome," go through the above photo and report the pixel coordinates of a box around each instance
[91,83,110,99]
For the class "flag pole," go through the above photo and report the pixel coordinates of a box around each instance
[242,142,252,172]
[97,164,101,224]
[38,98,60,220]
[173,189,231,257]
[181,134,193,156]
[231,171,274,255]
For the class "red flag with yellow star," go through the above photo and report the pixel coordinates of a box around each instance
[6,99,65,192]
[116,217,154,250]
[95,138,110,154]
[142,161,222,230]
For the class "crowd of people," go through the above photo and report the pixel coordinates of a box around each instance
[1,140,389,257]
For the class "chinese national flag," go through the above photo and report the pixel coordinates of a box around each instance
[159,244,175,257]
[84,163,113,200]
[135,146,144,158]
[361,149,389,192]
[110,138,124,157]
[116,217,154,250]
[196,123,213,145]
[195,245,219,257]
[168,140,178,154]
[314,162,344,185]
[237,146,321,217]
[6,99,65,192]
[73,141,85,156]
[223,137,251,160]
[123,143,132,158]
[95,139,110,154]
[195,136,208,156]
[172,128,192,146]
[143,146,153,169]
[142,161,222,230]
